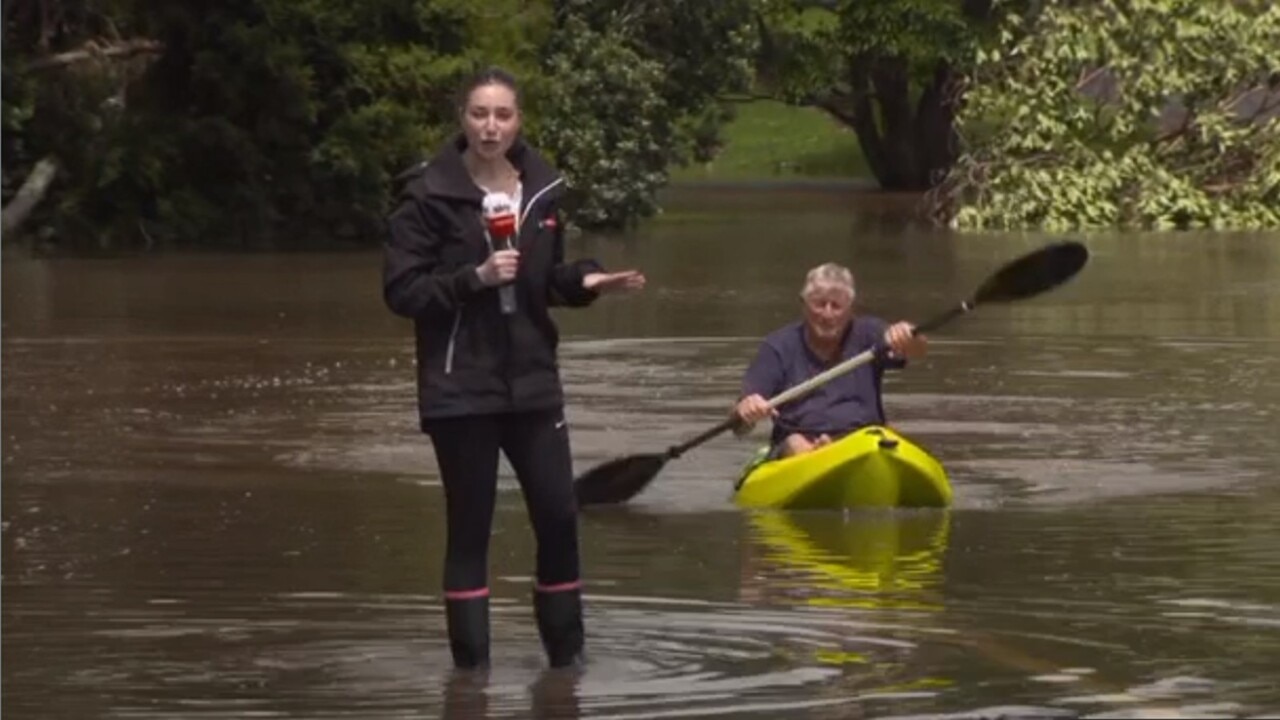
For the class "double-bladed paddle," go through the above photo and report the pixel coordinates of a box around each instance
[573,240,1090,507]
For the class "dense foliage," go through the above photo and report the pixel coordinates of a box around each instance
[4,1,498,248]
[930,0,1280,230]
[2,0,756,248]
[535,0,757,227]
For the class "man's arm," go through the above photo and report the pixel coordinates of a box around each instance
[734,343,785,429]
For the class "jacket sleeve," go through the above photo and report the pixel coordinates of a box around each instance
[546,210,604,308]
[382,196,487,319]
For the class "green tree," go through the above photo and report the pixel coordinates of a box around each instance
[117,0,499,249]
[756,0,1001,191]
[4,0,546,250]
[536,0,758,228]
[533,17,671,229]
[930,0,1280,231]
[2,0,155,243]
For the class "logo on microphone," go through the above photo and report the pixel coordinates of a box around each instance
[482,192,517,241]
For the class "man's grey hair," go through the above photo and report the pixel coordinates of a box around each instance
[800,262,856,301]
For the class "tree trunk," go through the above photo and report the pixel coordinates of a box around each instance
[914,60,963,188]
[846,61,891,186]
[869,56,921,190]
[816,56,962,192]
[2,156,59,236]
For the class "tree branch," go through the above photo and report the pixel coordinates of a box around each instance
[813,95,858,127]
[962,0,993,20]
[718,92,783,104]
[792,0,840,11]
[23,38,162,72]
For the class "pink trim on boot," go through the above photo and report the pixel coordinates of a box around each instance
[445,587,490,600]
[535,580,582,593]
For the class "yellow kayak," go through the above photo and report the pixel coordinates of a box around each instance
[733,425,952,510]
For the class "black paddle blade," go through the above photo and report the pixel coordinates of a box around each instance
[573,453,669,506]
[973,240,1089,305]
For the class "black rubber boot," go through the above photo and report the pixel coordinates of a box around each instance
[442,667,490,719]
[531,666,582,718]
[445,595,490,669]
[533,587,585,668]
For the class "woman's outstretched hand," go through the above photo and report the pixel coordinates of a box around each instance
[583,270,646,294]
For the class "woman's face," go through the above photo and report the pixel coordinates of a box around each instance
[461,83,520,161]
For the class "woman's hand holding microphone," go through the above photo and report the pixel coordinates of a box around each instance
[476,248,519,286]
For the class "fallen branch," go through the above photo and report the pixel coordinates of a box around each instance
[1202,181,1244,196]
[1242,88,1280,123]
[1155,106,1195,145]
[2,156,60,236]
[1074,65,1109,93]
[24,38,162,72]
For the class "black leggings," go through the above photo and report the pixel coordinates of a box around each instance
[424,408,580,595]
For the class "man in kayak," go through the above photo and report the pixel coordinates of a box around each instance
[733,262,928,459]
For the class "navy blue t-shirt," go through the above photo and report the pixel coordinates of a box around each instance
[741,317,905,446]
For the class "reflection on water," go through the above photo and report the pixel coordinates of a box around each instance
[740,509,954,692]
[743,510,950,613]
[4,186,1280,717]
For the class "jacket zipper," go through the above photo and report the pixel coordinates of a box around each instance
[444,308,462,374]
[518,178,564,233]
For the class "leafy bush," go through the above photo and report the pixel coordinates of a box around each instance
[931,0,1280,231]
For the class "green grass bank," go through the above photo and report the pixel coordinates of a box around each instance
[671,100,871,182]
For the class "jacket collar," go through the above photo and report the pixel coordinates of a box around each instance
[417,134,561,204]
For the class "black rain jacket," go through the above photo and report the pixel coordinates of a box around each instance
[383,135,604,424]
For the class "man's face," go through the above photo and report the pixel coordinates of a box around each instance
[802,285,854,343]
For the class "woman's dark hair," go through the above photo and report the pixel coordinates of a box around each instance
[456,66,522,112]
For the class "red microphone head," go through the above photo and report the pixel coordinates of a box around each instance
[482,192,517,239]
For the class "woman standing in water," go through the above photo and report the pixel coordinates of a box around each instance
[383,67,645,669]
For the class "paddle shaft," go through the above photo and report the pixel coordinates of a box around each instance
[666,299,978,459]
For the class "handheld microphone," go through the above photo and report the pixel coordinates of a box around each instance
[481,192,518,315]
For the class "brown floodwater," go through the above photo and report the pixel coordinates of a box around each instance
[4,184,1279,719]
